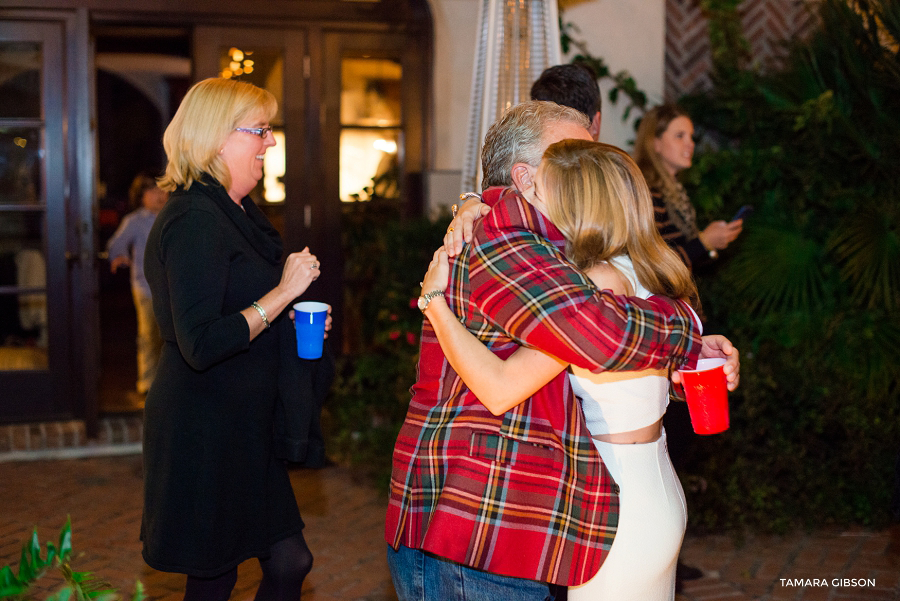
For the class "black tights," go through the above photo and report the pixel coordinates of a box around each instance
[254,532,313,601]
[184,568,237,601]
[183,532,313,601]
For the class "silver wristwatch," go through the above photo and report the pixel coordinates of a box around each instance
[417,290,445,313]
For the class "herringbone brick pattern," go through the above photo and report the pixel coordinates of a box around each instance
[677,526,900,600]
[1,456,898,600]
[665,0,820,100]
[0,457,396,601]
[666,0,713,98]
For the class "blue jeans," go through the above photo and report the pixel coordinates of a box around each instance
[387,544,558,601]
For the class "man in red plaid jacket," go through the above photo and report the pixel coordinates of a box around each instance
[386,101,737,601]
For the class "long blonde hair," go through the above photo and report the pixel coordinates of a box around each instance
[158,78,277,192]
[542,139,699,308]
[633,104,691,200]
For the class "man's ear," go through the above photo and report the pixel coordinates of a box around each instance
[511,163,534,192]
[589,111,602,142]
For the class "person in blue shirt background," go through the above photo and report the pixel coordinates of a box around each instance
[106,172,168,405]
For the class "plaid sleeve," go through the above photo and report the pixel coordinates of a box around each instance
[470,198,701,373]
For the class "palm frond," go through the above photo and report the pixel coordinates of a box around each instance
[723,224,830,316]
[828,204,900,310]
[825,308,900,397]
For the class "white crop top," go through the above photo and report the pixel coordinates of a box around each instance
[568,255,700,435]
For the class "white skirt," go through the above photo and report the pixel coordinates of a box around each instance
[568,429,687,601]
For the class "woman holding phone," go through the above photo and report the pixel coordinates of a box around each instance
[634,104,744,271]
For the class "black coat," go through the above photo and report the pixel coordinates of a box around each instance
[141,176,326,576]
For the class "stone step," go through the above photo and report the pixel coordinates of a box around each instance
[0,416,143,462]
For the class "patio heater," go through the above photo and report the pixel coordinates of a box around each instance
[460,0,562,193]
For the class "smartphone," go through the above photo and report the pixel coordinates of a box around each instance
[731,205,754,222]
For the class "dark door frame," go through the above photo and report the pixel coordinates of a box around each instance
[0,9,96,429]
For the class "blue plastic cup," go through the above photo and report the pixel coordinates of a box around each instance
[293,301,329,359]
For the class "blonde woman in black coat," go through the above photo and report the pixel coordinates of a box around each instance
[143,77,327,601]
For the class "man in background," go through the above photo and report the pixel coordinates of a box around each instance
[531,63,602,141]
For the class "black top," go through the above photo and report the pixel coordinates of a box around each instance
[141,176,303,577]
[651,189,712,272]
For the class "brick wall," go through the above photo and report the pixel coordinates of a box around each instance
[665,0,820,100]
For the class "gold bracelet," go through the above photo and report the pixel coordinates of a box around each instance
[251,301,270,329]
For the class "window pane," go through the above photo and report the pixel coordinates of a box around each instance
[0,42,41,119]
[216,44,286,235]
[0,229,48,370]
[0,211,47,329]
[0,288,48,370]
[340,128,400,201]
[0,127,42,205]
[217,46,284,125]
[341,58,402,127]
[263,129,286,203]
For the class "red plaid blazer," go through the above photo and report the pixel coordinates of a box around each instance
[385,188,701,586]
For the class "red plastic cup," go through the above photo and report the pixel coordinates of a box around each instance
[678,358,729,435]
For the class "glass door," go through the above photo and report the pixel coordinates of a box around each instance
[323,31,428,215]
[0,20,71,420]
[193,27,343,334]
[194,27,307,245]
[195,27,429,351]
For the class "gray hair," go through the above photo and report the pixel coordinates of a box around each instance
[481,100,590,190]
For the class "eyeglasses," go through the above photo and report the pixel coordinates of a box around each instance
[235,126,273,139]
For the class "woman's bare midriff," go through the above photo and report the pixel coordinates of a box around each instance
[593,419,662,444]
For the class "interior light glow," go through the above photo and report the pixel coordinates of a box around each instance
[373,139,397,153]
[264,130,286,203]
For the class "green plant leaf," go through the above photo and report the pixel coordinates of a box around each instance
[0,584,28,599]
[828,204,900,310]
[130,580,146,601]
[0,565,21,589]
[47,585,74,601]
[27,528,45,570]
[59,517,73,560]
[723,225,830,317]
[46,541,58,566]
[17,542,35,583]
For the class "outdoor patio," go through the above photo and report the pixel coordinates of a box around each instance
[1,429,898,601]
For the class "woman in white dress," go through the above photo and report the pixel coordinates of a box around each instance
[418,140,700,600]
